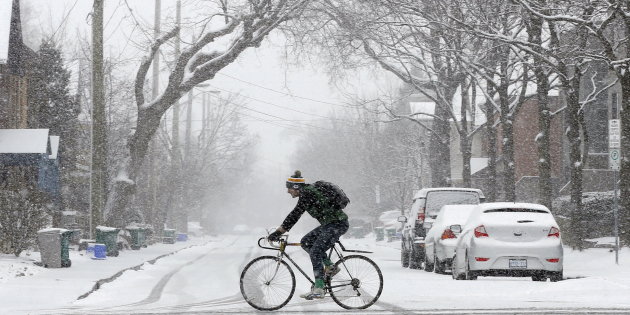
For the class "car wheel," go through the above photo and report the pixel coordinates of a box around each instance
[434,250,444,274]
[549,271,563,282]
[451,256,464,280]
[464,253,477,280]
[424,254,434,272]
[401,245,410,268]
[409,246,423,270]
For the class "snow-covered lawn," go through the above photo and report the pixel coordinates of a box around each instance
[0,234,629,314]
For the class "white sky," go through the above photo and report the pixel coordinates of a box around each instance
[20,0,400,191]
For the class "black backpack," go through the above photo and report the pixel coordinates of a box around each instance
[313,180,350,210]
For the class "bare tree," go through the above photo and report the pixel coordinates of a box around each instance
[105,1,309,227]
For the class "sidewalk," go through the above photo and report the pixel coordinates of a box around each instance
[0,236,215,313]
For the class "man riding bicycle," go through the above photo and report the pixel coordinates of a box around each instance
[267,170,350,300]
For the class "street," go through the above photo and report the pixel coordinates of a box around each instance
[29,234,630,314]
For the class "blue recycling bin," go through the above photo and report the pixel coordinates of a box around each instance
[177,233,188,242]
[92,243,107,259]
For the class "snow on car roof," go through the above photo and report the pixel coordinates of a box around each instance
[437,204,478,223]
[477,202,550,213]
[413,187,485,199]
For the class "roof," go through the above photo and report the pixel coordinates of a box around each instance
[0,129,49,153]
[413,187,485,200]
[0,0,11,63]
[471,157,489,175]
[49,135,59,159]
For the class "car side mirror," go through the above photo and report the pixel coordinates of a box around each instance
[450,224,462,234]
[397,216,407,223]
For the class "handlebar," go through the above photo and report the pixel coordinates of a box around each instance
[257,236,373,253]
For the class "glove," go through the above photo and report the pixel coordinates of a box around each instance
[268,230,283,242]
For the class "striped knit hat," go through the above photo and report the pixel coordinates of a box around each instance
[286,170,306,189]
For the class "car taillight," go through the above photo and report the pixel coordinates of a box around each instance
[474,225,489,238]
[546,258,560,263]
[548,227,560,238]
[417,208,425,221]
[441,229,457,240]
[475,257,489,261]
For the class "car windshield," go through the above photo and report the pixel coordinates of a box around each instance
[425,191,480,217]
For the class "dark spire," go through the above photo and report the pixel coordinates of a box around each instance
[7,0,25,75]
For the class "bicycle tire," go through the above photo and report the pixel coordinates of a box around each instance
[328,255,383,309]
[240,256,296,311]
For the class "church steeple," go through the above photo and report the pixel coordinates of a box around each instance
[7,0,25,75]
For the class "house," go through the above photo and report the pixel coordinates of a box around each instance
[0,129,61,198]
[0,0,34,129]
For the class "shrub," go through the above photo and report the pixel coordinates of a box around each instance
[552,191,616,249]
[0,190,49,256]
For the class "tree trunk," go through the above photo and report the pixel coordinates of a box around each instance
[619,74,630,246]
[528,10,553,210]
[498,56,516,201]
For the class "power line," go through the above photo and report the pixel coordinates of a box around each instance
[207,85,356,123]
[216,72,359,109]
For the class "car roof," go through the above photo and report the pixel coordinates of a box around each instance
[477,202,550,212]
[413,187,485,200]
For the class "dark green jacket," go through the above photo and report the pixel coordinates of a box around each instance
[280,184,348,230]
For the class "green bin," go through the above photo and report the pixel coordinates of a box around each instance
[374,227,384,241]
[96,226,120,257]
[386,228,397,242]
[163,228,176,244]
[127,226,147,250]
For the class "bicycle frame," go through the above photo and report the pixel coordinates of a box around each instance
[257,237,373,286]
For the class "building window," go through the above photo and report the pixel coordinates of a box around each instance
[611,92,619,119]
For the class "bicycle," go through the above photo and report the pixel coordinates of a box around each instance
[239,235,384,311]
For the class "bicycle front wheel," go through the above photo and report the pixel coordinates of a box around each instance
[328,255,383,309]
[240,256,296,311]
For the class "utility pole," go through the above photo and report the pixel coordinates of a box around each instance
[172,0,187,233]
[90,0,107,234]
[147,0,161,229]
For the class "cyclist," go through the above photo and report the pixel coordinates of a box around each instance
[267,170,350,300]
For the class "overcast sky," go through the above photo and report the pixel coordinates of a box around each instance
[16,0,400,228]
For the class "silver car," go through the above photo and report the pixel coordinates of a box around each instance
[424,205,477,274]
[451,202,563,282]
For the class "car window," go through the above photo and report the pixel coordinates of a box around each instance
[483,208,549,214]
[425,191,480,216]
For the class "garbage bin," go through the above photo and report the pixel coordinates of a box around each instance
[37,228,72,268]
[374,227,384,241]
[176,233,188,242]
[96,226,120,257]
[127,226,147,250]
[163,229,176,244]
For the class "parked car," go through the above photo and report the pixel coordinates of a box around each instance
[379,210,403,242]
[424,204,477,274]
[451,202,563,282]
[399,188,485,269]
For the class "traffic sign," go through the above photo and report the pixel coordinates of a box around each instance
[610,148,620,170]
[609,119,621,148]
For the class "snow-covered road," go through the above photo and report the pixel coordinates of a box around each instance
[15,234,630,314]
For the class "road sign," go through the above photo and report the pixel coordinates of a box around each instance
[609,119,621,148]
[610,148,620,170]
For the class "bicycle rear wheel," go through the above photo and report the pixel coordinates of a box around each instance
[240,256,296,311]
[328,255,383,309]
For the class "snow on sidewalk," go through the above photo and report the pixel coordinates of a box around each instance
[0,236,219,313]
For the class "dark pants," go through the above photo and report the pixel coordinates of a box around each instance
[301,220,349,280]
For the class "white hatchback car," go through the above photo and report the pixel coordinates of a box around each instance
[451,202,563,282]
[424,205,477,274]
